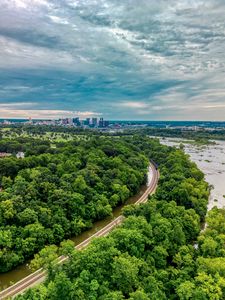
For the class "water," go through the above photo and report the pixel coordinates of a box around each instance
[0,167,153,290]
[158,137,225,210]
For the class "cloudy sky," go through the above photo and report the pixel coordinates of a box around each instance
[0,0,225,120]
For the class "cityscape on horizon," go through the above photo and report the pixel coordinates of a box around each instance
[1,117,225,131]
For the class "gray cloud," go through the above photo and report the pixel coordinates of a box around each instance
[0,0,224,120]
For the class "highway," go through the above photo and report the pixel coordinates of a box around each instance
[0,163,159,300]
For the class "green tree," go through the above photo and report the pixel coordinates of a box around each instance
[30,245,58,271]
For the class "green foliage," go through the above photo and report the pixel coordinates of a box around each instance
[0,136,148,271]
[15,135,213,300]
[30,245,58,271]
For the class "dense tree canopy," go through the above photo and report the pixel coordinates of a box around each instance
[14,134,219,299]
[0,136,149,272]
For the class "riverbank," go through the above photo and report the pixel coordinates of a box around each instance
[0,164,158,298]
[158,137,225,210]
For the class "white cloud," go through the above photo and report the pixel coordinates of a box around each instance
[49,16,69,25]
[0,109,102,119]
[12,0,50,9]
[118,101,149,109]
[203,104,225,109]
[0,102,36,107]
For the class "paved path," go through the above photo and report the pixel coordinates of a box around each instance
[0,163,159,299]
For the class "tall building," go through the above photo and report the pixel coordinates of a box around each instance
[61,118,69,125]
[68,118,73,126]
[84,118,91,126]
[73,117,80,126]
[98,118,109,128]
[92,117,98,127]
[99,117,104,127]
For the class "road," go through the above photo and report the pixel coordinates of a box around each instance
[0,163,159,300]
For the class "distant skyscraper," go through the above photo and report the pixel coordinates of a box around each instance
[85,118,91,126]
[92,117,98,127]
[73,117,80,126]
[68,118,73,125]
[61,118,68,125]
[99,117,104,127]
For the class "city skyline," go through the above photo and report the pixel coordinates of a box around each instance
[0,1,225,120]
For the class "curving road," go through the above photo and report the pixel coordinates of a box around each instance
[0,163,159,300]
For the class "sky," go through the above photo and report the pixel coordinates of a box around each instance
[0,0,225,120]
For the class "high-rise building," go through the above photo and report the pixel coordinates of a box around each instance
[68,118,73,125]
[92,117,98,127]
[99,117,104,127]
[73,117,80,126]
[84,118,91,126]
[61,118,68,125]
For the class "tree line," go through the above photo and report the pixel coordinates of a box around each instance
[0,136,149,272]
[15,136,223,300]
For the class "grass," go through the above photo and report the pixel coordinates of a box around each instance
[1,128,11,132]
[0,130,90,142]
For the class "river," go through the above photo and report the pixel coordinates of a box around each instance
[158,137,225,211]
[0,166,154,290]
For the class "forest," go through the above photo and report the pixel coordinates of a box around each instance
[13,135,218,300]
[0,136,149,272]
[140,127,225,141]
